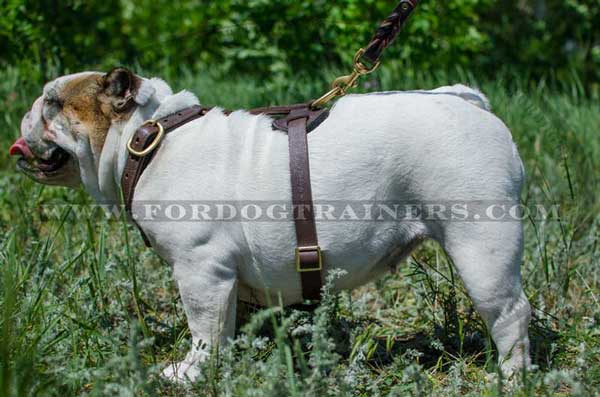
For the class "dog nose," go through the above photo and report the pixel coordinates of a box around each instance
[9,137,34,159]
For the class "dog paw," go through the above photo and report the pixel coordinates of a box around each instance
[161,349,209,383]
[500,352,532,378]
[161,359,202,383]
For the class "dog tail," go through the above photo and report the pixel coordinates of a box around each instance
[431,84,492,112]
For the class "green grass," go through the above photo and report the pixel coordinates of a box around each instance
[0,65,599,396]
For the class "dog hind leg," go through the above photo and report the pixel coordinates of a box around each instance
[437,221,532,374]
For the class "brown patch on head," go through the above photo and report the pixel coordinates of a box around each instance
[60,74,110,154]
[57,68,141,155]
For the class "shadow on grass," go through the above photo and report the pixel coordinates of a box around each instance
[231,300,561,377]
[366,325,488,371]
[529,317,562,371]
[362,317,560,373]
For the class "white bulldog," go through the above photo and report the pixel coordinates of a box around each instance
[10,68,532,381]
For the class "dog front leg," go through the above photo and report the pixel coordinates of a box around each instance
[162,260,238,383]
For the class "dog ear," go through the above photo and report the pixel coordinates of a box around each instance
[103,67,156,112]
[103,67,134,96]
[102,68,156,113]
[103,67,137,112]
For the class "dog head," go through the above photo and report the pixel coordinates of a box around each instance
[9,68,157,188]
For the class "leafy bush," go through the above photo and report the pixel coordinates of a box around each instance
[0,1,598,86]
[477,0,600,87]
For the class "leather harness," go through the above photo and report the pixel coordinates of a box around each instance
[121,0,419,302]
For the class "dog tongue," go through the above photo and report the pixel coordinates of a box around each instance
[9,137,34,159]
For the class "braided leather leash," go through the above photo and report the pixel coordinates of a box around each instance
[122,0,419,303]
[312,0,419,108]
[363,0,420,65]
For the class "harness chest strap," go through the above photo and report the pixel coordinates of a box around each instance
[121,104,328,302]
[283,109,324,301]
[122,105,210,217]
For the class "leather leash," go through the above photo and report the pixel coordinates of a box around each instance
[311,0,419,108]
[121,0,419,302]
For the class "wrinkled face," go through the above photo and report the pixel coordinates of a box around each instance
[9,68,141,187]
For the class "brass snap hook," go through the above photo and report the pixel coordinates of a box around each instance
[311,48,381,109]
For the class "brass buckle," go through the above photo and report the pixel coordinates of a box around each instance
[295,246,323,273]
[127,119,165,157]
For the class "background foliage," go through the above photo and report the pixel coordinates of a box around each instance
[0,1,599,396]
[1,0,599,87]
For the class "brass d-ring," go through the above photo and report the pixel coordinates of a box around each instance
[127,120,165,157]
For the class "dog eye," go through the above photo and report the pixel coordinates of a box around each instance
[43,95,63,122]
[44,90,63,108]
[44,97,63,108]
